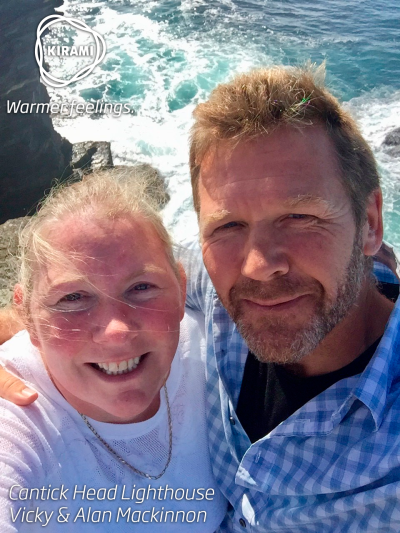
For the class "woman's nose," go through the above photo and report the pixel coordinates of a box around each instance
[91,305,138,345]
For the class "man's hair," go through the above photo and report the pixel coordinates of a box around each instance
[189,64,380,226]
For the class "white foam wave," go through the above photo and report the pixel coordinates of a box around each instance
[346,88,400,147]
[346,88,400,250]
[48,0,275,242]
[49,1,400,249]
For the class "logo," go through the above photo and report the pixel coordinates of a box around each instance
[35,15,106,88]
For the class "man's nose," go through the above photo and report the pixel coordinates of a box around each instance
[241,230,289,281]
[92,305,138,345]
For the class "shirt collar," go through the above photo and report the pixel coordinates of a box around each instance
[351,296,400,430]
[268,298,400,437]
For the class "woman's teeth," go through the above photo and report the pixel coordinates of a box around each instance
[94,357,141,375]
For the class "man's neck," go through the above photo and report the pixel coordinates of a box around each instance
[286,281,395,377]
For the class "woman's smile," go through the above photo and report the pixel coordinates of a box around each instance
[91,354,144,375]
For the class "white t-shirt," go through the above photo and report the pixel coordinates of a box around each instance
[0,310,227,532]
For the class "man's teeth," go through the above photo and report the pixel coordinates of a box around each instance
[95,357,141,375]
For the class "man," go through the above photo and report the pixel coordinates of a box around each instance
[183,65,400,531]
[1,65,400,531]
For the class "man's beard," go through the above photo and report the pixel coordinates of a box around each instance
[221,236,368,365]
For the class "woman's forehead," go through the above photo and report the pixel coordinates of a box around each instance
[35,215,172,281]
[44,213,157,251]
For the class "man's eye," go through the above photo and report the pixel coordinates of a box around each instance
[218,221,239,230]
[287,214,313,220]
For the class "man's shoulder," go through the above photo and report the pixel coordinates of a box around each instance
[355,296,400,431]
[373,260,400,286]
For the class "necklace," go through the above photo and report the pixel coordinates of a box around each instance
[80,385,173,480]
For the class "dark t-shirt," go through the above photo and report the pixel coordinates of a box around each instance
[236,338,381,443]
[236,282,399,444]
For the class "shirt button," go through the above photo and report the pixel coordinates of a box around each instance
[239,518,246,528]
[229,416,236,425]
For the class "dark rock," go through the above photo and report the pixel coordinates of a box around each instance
[0,217,29,306]
[382,128,400,157]
[0,0,72,224]
[385,146,400,157]
[71,142,113,179]
[383,127,400,146]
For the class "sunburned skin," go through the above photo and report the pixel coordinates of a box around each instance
[25,213,186,424]
[198,125,394,375]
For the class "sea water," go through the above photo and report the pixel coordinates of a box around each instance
[44,0,400,248]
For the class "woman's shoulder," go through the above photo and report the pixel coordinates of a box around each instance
[1,329,32,351]
[0,330,37,378]
[0,391,65,489]
[0,332,84,459]
[0,330,58,401]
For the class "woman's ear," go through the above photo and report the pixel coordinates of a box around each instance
[13,285,40,348]
[177,262,187,321]
[362,189,384,257]
[13,284,24,306]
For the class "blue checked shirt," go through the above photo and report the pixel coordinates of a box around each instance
[182,244,400,533]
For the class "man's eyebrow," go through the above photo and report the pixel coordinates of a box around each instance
[284,194,334,210]
[201,209,232,226]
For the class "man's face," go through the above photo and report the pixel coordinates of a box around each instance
[198,125,370,364]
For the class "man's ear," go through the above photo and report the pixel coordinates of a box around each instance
[177,262,187,321]
[362,189,384,257]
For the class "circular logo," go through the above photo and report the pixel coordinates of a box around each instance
[35,15,106,88]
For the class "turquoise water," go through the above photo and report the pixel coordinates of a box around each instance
[47,0,400,247]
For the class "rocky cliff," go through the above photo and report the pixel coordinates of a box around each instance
[0,0,72,224]
[382,127,400,158]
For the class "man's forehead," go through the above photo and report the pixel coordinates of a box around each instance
[198,126,344,206]
[200,124,339,174]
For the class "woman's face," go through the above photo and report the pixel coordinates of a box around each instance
[28,214,186,423]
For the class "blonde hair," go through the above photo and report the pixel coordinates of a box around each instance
[17,168,176,320]
[190,64,380,226]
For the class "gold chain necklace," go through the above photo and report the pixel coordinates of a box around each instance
[80,385,173,480]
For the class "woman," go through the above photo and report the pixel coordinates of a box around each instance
[0,170,226,532]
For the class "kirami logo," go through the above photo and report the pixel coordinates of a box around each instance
[45,45,95,57]
[35,15,106,88]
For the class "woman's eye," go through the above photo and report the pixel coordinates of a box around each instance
[125,283,160,303]
[62,293,83,301]
[126,283,156,298]
[50,293,93,312]
[133,283,151,291]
